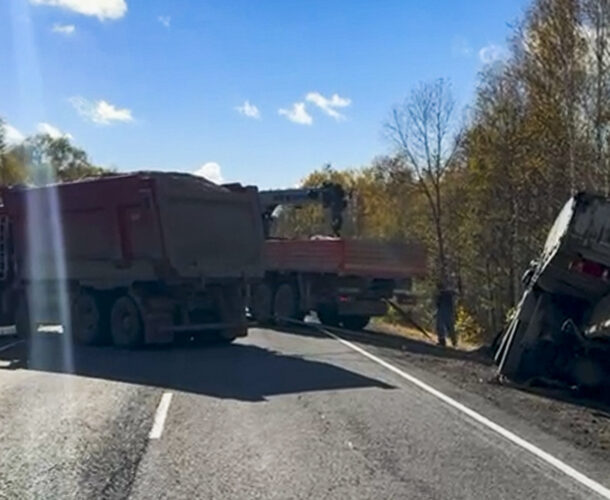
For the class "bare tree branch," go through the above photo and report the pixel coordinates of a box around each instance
[384,78,461,283]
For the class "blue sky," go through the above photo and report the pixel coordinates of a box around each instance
[1,0,529,188]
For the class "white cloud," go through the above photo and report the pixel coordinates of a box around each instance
[235,100,260,119]
[69,96,134,125]
[193,162,223,184]
[52,23,75,35]
[2,123,25,145]
[451,36,471,57]
[30,0,127,20]
[158,15,170,28]
[278,102,313,125]
[305,92,351,121]
[37,122,73,140]
[479,44,507,64]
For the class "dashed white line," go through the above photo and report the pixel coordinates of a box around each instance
[322,329,610,500]
[149,392,173,440]
[0,340,23,353]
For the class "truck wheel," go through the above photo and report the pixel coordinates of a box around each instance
[15,293,32,339]
[250,283,273,323]
[110,295,144,348]
[341,315,370,331]
[273,283,299,323]
[317,307,340,327]
[72,291,109,345]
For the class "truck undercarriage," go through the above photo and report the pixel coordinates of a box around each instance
[495,193,610,394]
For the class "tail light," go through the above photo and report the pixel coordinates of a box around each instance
[569,257,609,280]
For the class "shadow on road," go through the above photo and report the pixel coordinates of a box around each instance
[270,321,493,366]
[0,333,394,402]
[271,323,610,415]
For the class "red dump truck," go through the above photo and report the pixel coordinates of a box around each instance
[0,172,263,347]
[248,184,426,329]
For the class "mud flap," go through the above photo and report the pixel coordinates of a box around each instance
[143,310,174,344]
[136,295,174,344]
[217,284,247,340]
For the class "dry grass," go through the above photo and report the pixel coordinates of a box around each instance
[371,318,484,351]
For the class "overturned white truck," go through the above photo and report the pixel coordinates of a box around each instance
[495,192,610,391]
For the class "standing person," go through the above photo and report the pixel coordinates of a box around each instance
[435,282,456,347]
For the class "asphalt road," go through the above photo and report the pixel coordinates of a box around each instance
[0,326,608,499]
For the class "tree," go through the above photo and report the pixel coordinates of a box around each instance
[516,0,587,198]
[0,117,6,158]
[459,64,534,333]
[9,134,109,184]
[0,117,28,186]
[362,155,416,240]
[583,0,610,193]
[385,78,462,285]
[0,117,5,178]
[26,134,107,182]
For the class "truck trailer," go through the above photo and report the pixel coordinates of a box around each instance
[0,172,264,347]
[495,192,610,391]
[248,184,426,329]
[250,237,425,329]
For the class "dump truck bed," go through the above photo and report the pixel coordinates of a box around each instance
[533,192,610,301]
[496,192,610,386]
[3,172,264,284]
[264,238,426,279]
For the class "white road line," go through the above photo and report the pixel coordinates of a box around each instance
[323,329,610,500]
[0,340,23,353]
[149,392,173,440]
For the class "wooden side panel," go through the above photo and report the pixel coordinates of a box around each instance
[264,238,426,279]
[343,240,427,279]
[264,239,343,273]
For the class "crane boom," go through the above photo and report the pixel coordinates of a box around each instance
[258,182,347,237]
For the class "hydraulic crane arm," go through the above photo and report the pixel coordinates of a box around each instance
[258,182,348,237]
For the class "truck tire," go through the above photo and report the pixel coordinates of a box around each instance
[273,283,299,323]
[317,306,340,327]
[250,282,273,323]
[72,291,109,345]
[110,295,144,348]
[341,315,370,331]
[15,293,32,339]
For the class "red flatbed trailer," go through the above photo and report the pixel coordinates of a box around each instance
[264,238,426,279]
[250,237,426,330]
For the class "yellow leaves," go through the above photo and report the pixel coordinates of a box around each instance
[0,151,28,186]
[455,305,484,345]
[0,133,110,186]
[274,163,422,243]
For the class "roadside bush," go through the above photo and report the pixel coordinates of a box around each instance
[455,305,484,345]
